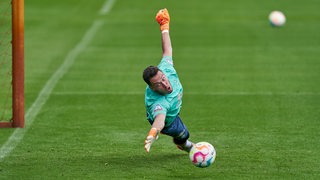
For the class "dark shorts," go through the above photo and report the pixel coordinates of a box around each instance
[148,116,190,143]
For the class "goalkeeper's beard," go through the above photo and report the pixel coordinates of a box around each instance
[163,86,173,94]
[157,84,173,95]
[166,85,173,94]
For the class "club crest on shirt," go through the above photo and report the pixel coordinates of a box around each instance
[154,104,163,112]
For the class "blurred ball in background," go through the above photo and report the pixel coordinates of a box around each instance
[269,11,286,27]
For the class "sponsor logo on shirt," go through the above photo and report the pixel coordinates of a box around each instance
[154,104,163,112]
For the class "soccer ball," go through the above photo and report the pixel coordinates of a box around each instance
[269,11,286,27]
[189,142,216,168]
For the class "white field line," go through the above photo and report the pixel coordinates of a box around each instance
[0,0,117,161]
[51,91,320,96]
[100,0,116,15]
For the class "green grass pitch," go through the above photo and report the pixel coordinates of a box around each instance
[1,0,320,179]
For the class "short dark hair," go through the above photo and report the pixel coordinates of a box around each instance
[143,66,159,85]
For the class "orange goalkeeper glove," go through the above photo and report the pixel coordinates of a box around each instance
[144,128,159,153]
[155,8,170,31]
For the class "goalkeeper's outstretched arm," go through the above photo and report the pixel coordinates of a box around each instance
[161,31,172,57]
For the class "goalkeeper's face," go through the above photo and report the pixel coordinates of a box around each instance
[149,71,173,95]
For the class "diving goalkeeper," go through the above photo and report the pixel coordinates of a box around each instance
[143,8,194,153]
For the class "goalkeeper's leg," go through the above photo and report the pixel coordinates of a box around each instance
[161,116,194,153]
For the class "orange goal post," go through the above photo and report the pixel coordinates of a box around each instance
[0,0,24,128]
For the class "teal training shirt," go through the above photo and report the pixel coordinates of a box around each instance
[145,56,183,127]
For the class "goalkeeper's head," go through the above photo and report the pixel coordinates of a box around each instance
[143,66,173,95]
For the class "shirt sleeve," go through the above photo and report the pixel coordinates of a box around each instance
[158,56,176,74]
[159,56,173,66]
[150,100,170,120]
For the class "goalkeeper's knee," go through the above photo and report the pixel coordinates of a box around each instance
[173,130,189,145]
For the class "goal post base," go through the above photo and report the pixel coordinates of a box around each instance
[0,122,13,128]
[0,121,24,128]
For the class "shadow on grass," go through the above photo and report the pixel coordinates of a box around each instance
[103,152,187,168]
[101,152,214,179]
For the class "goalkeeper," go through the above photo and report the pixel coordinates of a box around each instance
[143,8,194,153]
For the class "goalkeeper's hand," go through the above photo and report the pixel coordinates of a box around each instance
[144,128,159,153]
[155,8,170,31]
